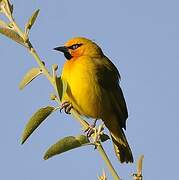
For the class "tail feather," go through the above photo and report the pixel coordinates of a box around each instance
[110,130,133,163]
[103,116,133,163]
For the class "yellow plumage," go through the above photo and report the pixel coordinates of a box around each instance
[56,37,133,163]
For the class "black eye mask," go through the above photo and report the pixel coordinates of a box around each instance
[64,51,73,60]
[68,43,82,50]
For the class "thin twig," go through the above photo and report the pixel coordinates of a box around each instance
[132,155,144,180]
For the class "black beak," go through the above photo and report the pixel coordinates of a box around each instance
[53,46,72,60]
[54,46,68,53]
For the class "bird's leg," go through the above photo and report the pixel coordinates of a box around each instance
[60,101,73,114]
[85,119,98,137]
[93,123,105,149]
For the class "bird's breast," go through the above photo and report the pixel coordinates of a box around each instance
[61,57,103,118]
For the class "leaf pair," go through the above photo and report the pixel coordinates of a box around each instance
[0,5,39,46]
[0,1,22,44]
[21,104,110,160]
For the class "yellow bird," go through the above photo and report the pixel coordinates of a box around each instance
[54,37,133,163]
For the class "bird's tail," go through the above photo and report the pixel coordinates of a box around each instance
[110,129,133,163]
[103,117,133,163]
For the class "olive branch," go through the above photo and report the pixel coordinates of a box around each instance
[0,1,144,179]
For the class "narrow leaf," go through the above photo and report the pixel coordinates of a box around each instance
[44,135,89,160]
[25,9,40,31]
[55,76,67,101]
[6,0,13,14]
[21,106,55,144]
[0,27,25,46]
[62,79,68,100]
[54,76,63,100]
[19,67,42,90]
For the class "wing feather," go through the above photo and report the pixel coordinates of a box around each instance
[95,56,128,129]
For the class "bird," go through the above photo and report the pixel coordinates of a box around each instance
[54,37,133,163]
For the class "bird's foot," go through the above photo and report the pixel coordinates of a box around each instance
[85,119,98,137]
[60,101,73,114]
[88,123,105,149]
[84,120,105,149]
[94,123,105,145]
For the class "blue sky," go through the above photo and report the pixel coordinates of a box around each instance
[0,0,179,179]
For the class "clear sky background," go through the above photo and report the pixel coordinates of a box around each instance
[0,0,179,179]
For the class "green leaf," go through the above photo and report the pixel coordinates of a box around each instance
[25,9,40,32]
[54,76,62,100]
[44,135,90,160]
[52,67,68,101]
[19,67,42,90]
[0,27,25,45]
[100,133,110,142]
[55,76,68,101]
[21,106,55,144]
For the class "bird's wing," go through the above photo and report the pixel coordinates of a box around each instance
[95,56,120,87]
[95,56,128,129]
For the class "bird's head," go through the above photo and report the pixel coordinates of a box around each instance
[54,37,103,60]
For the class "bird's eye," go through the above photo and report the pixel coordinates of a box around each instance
[68,43,82,50]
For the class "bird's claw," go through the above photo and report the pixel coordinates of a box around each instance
[85,125,95,137]
[85,121,105,149]
[60,101,73,114]
[84,119,98,137]
[94,123,105,143]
